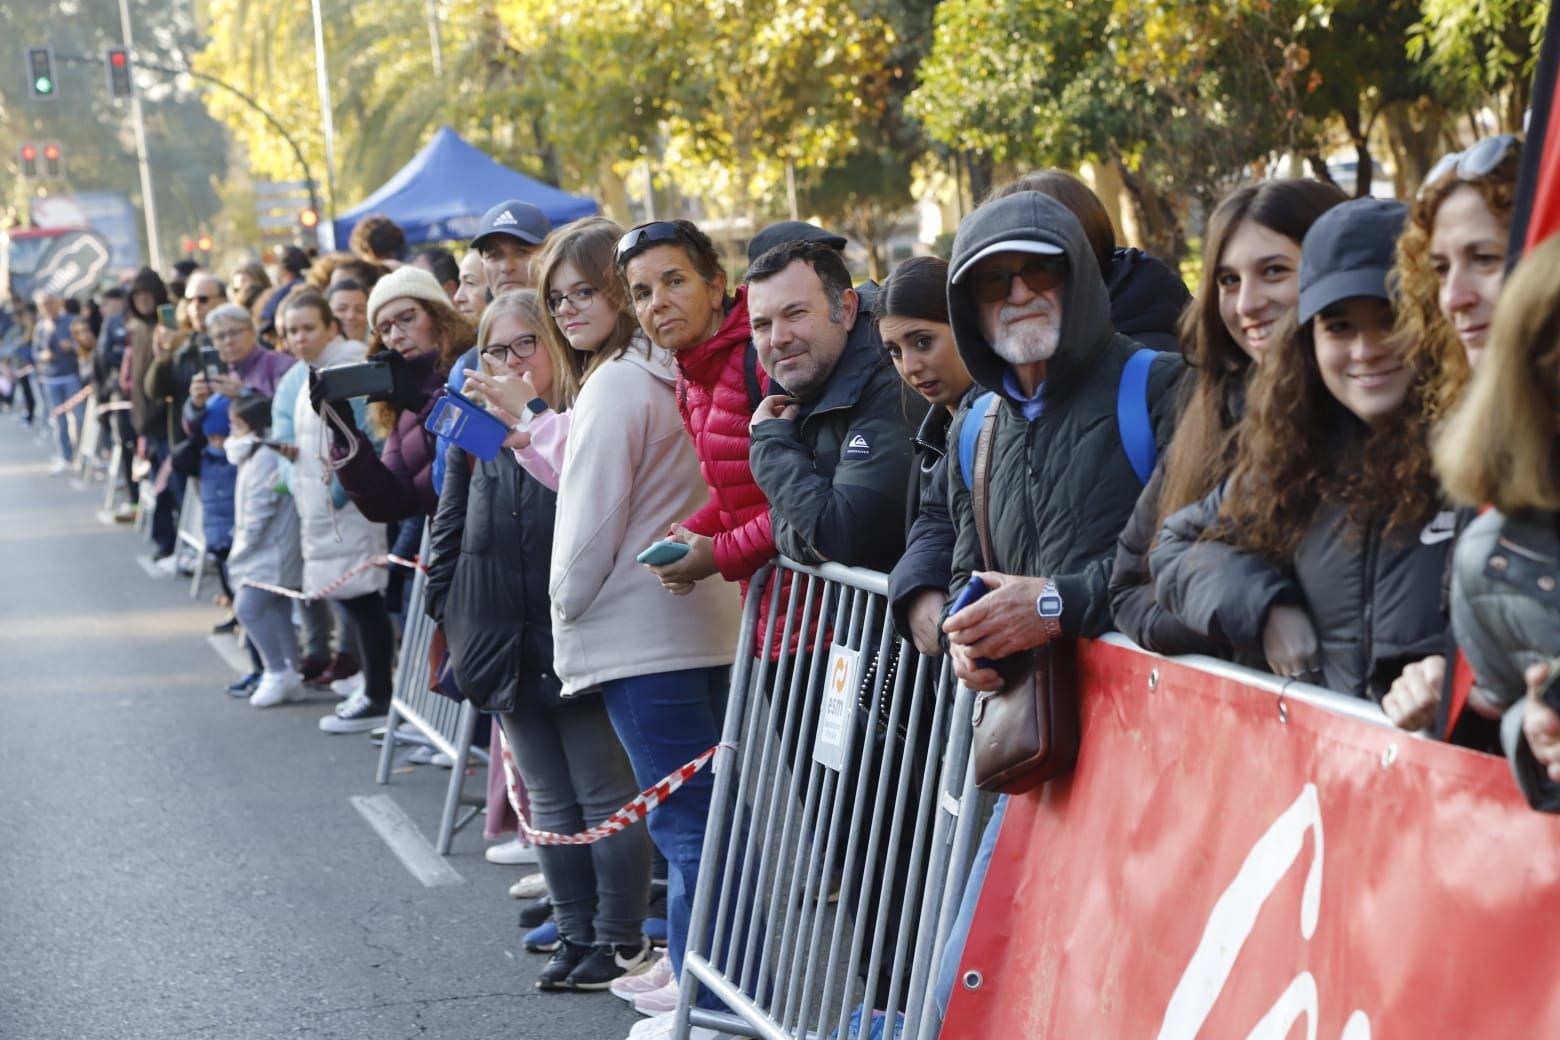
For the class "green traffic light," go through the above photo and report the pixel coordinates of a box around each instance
[35,77,53,94]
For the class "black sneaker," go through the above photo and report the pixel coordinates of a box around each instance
[565,939,651,991]
[211,617,239,635]
[517,894,552,929]
[226,672,261,698]
[535,938,593,992]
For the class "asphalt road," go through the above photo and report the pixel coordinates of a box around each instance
[0,417,644,1040]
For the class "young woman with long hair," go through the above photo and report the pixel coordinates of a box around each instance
[1111,179,1345,657]
[1437,236,1560,808]
[1150,198,1454,711]
[426,290,652,990]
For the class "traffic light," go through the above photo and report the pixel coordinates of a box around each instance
[181,236,195,255]
[196,234,213,253]
[27,46,56,99]
[42,142,62,178]
[19,143,38,178]
[106,47,133,99]
[298,207,320,230]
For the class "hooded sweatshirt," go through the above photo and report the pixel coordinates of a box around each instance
[549,337,740,695]
[945,191,1185,638]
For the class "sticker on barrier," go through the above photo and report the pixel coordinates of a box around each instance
[240,553,424,601]
[495,728,730,846]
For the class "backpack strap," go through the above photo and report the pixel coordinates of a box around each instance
[1117,348,1158,486]
[743,340,764,412]
[957,391,997,490]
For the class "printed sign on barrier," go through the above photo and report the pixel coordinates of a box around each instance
[942,640,1560,1037]
[813,642,861,772]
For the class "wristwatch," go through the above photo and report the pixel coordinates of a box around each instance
[1035,579,1064,642]
[525,397,548,416]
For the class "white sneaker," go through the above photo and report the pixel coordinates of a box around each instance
[509,872,548,899]
[319,693,389,734]
[48,458,69,476]
[632,975,680,1017]
[250,668,304,708]
[626,1011,718,1039]
[153,554,179,576]
[329,673,365,700]
[612,950,674,1001]
[485,837,540,865]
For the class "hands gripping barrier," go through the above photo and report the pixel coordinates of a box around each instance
[677,559,986,1040]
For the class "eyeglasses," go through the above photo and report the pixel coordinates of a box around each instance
[481,334,539,362]
[968,254,1068,303]
[374,307,422,341]
[1420,134,1520,198]
[614,221,684,265]
[210,326,249,342]
[546,287,596,315]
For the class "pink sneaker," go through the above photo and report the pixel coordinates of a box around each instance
[610,950,672,1002]
[631,975,680,1017]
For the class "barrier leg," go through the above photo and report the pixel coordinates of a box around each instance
[435,700,482,854]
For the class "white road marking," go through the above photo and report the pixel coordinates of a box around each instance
[205,634,252,674]
[350,794,464,888]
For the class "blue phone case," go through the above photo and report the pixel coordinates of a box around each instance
[425,390,509,462]
[636,540,692,566]
[947,575,996,669]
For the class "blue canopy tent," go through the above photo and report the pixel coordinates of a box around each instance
[331,126,598,247]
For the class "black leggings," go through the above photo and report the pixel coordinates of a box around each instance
[335,591,394,707]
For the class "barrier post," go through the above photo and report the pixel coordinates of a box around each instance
[173,476,209,597]
[677,559,981,1040]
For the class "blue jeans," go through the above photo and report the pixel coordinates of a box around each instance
[601,666,728,1007]
[934,794,1007,1019]
[41,374,84,463]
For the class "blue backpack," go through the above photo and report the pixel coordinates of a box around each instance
[958,348,1159,490]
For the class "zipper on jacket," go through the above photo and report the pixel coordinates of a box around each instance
[1359,516,1380,698]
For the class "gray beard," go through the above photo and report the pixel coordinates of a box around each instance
[991,324,1059,366]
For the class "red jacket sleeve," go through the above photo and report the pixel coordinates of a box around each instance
[710,507,776,583]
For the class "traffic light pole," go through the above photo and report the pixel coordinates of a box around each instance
[117,0,163,271]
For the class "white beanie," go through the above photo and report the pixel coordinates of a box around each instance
[366,265,454,332]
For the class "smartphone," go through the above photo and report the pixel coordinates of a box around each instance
[157,303,178,330]
[946,575,996,670]
[317,357,395,401]
[637,539,692,566]
[198,345,227,380]
[424,389,510,462]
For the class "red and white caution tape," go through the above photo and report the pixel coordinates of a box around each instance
[239,553,424,601]
[99,401,132,413]
[48,383,94,419]
[497,728,729,846]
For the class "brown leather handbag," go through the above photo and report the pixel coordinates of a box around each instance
[966,402,1080,794]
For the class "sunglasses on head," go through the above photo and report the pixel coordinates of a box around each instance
[968,254,1068,303]
[1419,134,1520,199]
[614,221,684,266]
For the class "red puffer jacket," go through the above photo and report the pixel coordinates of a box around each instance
[675,288,776,582]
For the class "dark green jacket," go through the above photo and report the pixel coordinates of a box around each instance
[749,316,926,573]
[945,191,1184,638]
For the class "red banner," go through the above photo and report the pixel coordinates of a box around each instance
[943,640,1560,1038]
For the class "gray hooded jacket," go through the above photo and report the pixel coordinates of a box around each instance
[945,192,1184,637]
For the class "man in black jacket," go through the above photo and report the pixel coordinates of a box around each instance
[940,190,1185,689]
[745,239,926,572]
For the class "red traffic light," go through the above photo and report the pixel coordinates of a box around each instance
[20,144,37,161]
[110,50,128,67]
[181,236,195,254]
[42,144,60,161]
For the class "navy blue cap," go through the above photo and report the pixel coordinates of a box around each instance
[1297,197,1408,325]
[747,221,848,264]
[471,200,552,251]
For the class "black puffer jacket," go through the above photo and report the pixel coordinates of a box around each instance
[945,192,1185,637]
[1150,482,1453,699]
[888,386,979,641]
[1107,247,1190,353]
[749,314,927,573]
[424,442,561,713]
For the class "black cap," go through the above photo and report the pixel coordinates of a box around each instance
[471,200,552,251]
[1297,197,1408,325]
[747,220,848,264]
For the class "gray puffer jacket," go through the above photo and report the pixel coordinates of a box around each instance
[1450,509,1560,811]
[944,191,1185,638]
[1151,482,1453,700]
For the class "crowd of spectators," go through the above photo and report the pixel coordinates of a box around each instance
[3,129,1556,1038]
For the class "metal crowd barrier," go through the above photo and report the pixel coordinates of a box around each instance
[374,522,487,855]
[678,559,984,1040]
[71,396,100,482]
[173,476,212,597]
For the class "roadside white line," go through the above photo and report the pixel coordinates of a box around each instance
[350,794,464,888]
[205,633,252,674]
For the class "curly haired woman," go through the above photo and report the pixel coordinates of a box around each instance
[1149,198,1456,717]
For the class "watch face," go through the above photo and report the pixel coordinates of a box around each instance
[1038,593,1063,617]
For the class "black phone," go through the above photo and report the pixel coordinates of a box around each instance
[198,346,228,380]
[316,356,395,401]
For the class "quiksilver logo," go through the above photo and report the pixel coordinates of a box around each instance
[848,435,869,449]
[844,431,872,460]
[492,210,518,227]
